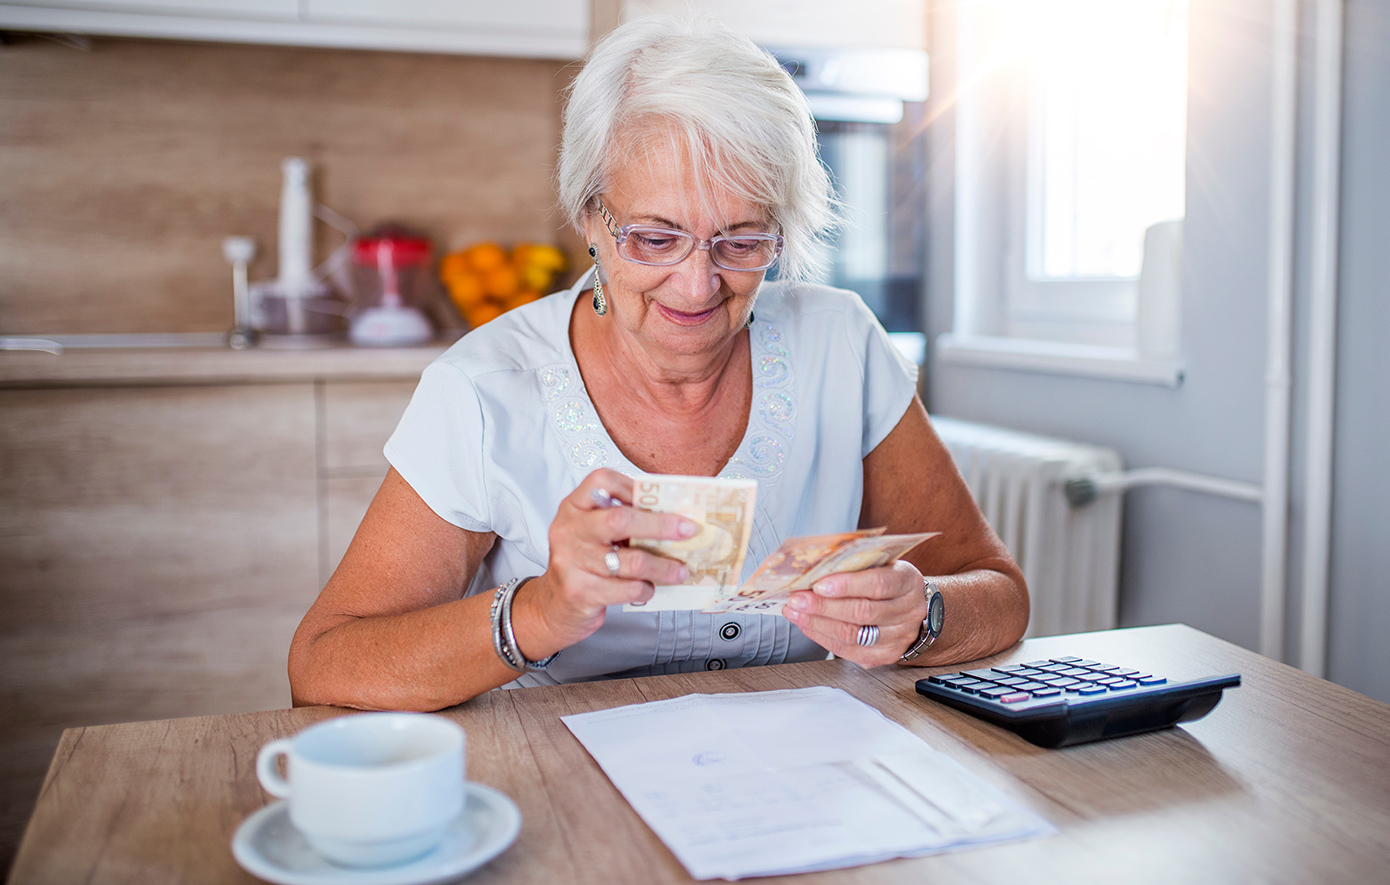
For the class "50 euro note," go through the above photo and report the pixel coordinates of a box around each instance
[705,529,940,615]
[623,475,758,612]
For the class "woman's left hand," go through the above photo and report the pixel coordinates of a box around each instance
[782,560,928,667]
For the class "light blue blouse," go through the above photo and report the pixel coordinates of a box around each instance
[384,270,918,687]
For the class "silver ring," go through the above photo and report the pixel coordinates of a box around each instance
[856,624,879,647]
[591,488,618,509]
[604,546,621,578]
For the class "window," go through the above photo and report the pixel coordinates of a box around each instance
[945,0,1188,382]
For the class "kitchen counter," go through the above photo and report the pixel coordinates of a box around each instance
[0,342,450,389]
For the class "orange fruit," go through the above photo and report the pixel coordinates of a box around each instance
[439,252,470,281]
[464,301,505,328]
[462,242,508,273]
[482,264,521,299]
[445,243,566,324]
[444,272,486,310]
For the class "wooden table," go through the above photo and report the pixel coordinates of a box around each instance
[10,624,1390,884]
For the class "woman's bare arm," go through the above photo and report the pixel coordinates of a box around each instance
[288,469,522,711]
[858,395,1030,665]
[288,467,695,711]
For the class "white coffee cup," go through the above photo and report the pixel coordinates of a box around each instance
[256,712,465,868]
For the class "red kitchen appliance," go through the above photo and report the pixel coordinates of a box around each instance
[349,232,435,347]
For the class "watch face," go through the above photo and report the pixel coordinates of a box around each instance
[928,591,944,635]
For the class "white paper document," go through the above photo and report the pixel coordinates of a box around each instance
[561,686,1055,880]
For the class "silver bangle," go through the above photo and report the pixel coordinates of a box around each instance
[490,580,525,672]
[492,577,560,672]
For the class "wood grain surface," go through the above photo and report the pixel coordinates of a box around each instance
[319,380,416,472]
[9,624,1390,884]
[316,378,416,583]
[0,345,446,390]
[0,383,320,874]
[0,35,582,335]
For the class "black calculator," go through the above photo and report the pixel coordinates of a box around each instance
[915,656,1241,748]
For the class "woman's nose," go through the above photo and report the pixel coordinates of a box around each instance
[677,244,721,301]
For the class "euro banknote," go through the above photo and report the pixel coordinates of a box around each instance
[623,475,758,612]
[706,529,939,615]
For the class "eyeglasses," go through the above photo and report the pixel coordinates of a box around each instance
[597,199,783,272]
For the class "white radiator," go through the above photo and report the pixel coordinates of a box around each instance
[930,416,1124,638]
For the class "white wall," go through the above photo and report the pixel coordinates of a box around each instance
[1319,0,1390,702]
[924,0,1390,702]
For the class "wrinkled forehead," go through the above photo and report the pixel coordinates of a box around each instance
[602,118,775,232]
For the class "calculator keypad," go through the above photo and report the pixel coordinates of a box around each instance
[926,658,1167,702]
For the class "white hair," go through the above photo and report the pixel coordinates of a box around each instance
[558,15,838,282]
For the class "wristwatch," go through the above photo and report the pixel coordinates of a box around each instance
[899,580,944,662]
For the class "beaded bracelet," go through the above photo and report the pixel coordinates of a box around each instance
[489,577,559,672]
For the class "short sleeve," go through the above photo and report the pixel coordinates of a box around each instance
[853,303,919,457]
[383,360,492,532]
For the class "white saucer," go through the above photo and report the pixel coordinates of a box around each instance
[232,783,521,885]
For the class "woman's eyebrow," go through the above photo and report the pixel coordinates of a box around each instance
[629,214,684,229]
[723,220,769,233]
[628,215,771,233]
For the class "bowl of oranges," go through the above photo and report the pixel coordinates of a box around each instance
[439,242,570,329]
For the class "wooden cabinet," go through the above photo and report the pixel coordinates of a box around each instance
[0,356,425,871]
[0,0,590,58]
[0,378,416,709]
[0,382,316,869]
[318,380,416,584]
[0,383,320,687]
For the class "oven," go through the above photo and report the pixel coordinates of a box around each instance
[766,46,930,363]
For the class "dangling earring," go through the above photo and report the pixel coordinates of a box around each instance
[744,311,755,329]
[588,244,607,316]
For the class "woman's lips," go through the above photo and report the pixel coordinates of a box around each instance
[655,302,721,326]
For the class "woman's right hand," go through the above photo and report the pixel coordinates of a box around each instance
[511,468,698,659]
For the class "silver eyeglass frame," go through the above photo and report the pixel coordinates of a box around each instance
[595,199,784,272]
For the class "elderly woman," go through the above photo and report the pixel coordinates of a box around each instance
[289,17,1028,711]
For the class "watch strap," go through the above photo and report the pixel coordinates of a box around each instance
[899,580,943,663]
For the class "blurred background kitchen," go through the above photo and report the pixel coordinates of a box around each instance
[2,0,1388,873]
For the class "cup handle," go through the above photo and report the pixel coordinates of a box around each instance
[256,739,293,799]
